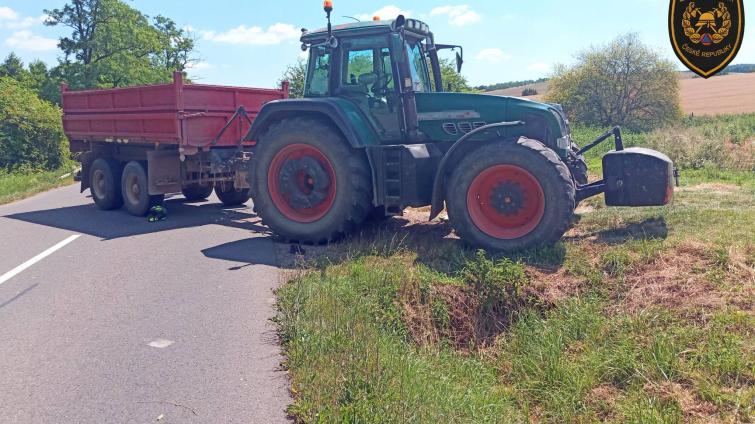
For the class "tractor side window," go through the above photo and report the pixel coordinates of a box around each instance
[306,46,330,97]
[344,49,374,87]
[406,40,431,92]
[341,46,394,103]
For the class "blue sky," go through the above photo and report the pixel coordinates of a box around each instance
[0,1,753,88]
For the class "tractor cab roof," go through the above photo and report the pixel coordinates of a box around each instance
[301,17,431,44]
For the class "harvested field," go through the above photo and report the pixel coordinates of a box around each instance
[489,72,755,116]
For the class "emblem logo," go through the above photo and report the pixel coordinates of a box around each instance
[669,0,745,78]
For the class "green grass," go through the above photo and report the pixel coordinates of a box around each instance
[276,116,754,423]
[0,166,76,205]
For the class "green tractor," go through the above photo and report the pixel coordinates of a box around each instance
[247,4,675,250]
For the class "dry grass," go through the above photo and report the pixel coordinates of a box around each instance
[617,241,754,316]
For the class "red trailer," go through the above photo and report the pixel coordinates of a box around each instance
[62,72,289,215]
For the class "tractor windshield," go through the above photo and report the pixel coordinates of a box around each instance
[406,40,431,92]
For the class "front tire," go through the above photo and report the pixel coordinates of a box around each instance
[89,158,123,210]
[251,118,372,243]
[447,138,575,251]
[121,161,164,216]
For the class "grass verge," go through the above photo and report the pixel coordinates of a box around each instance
[0,167,76,205]
[276,116,754,423]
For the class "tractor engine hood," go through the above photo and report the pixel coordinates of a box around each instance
[415,92,569,153]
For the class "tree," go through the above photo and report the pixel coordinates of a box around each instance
[153,15,196,72]
[434,58,472,92]
[547,34,681,131]
[279,60,306,98]
[44,0,112,65]
[45,0,194,89]
[0,77,68,170]
[0,53,27,80]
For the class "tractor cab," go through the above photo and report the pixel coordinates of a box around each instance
[300,15,459,143]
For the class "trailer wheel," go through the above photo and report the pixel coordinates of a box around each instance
[182,183,214,202]
[89,158,123,210]
[215,183,250,206]
[251,117,371,243]
[121,161,164,216]
[447,138,575,251]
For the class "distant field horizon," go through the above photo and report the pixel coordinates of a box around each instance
[488,72,755,116]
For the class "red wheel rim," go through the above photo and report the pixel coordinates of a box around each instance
[466,164,545,239]
[268,144,337,223]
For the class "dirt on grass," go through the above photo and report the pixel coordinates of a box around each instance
[617,242,754,316]
[645,382,719,422]
[584,383,622,421]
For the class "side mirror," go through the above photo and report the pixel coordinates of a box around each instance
[455,51,464,73]
[390,34,405,63]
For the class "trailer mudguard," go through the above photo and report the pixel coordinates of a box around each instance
[428,121,526,220]
[246,98,380,148]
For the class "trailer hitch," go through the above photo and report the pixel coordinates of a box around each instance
[211,106,255,149]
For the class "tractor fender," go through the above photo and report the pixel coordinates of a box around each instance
[246,98,380,149]
[429,121,526,221]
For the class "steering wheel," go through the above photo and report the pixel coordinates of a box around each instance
[373,73,393,97]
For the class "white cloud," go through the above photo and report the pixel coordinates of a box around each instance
[186,61,214,70]
[201,23,300,45]
[475,48,511,63]
[356,5,411,21]
[527,63,550,72]
[0,7,47,29]
[0,7,18,21]
[4,15,47,29]
[430,5,480,27]
[4,30,58,51]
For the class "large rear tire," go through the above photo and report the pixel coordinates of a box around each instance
[89,158,123,210]
[447,138,575,251]
[251,117,372,243]
[121,161,164,216]
[214,183,250,206]
[182,183,214,202]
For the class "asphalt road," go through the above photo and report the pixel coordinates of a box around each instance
[0,184,290,423]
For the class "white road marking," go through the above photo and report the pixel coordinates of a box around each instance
[0,234,81,286]
[148,339,175,349]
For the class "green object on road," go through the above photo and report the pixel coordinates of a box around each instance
[147,205,167,222]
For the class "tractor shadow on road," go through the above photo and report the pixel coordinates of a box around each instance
[3,197,270,240]
[201,238,279,269]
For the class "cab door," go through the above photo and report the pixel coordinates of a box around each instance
[337,36,402,142]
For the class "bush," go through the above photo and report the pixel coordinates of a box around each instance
[0,77,68,171]
[547,34,681,131]
[521,87,538,96]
